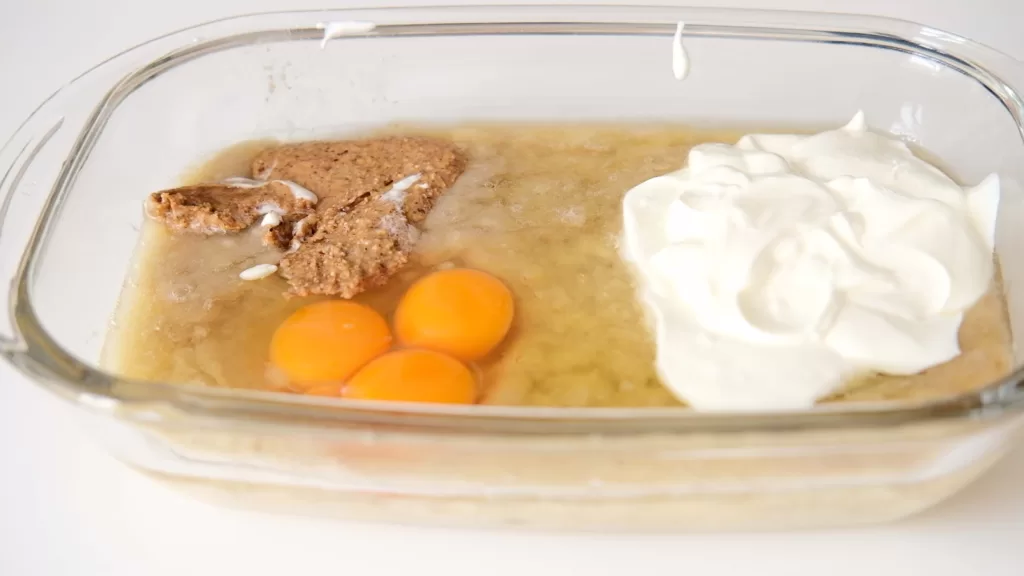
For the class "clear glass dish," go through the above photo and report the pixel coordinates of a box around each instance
[2,5,1024,530]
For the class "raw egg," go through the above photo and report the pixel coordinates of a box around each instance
[304,383,343,397]
[344,349,476,404]
[394,268,514,360]
[270,301,391,385]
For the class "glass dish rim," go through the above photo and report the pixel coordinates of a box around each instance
[4,4,1024,435]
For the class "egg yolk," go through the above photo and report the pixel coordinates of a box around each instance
[270,301,392,385]
[394,268,514,361]
[343,349,477,404]
[304,383,343,397]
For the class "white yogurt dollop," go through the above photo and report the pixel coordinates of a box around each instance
[621,112,1000,411]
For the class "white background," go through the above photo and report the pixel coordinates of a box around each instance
[3,1,1024,575]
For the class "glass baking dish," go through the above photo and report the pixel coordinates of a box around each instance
[3,5,1024,531]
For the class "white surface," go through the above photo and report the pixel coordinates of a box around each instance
[2,1,1024,575]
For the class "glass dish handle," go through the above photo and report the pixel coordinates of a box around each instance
[0,104,65,355]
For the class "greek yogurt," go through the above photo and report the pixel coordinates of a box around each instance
[621,112,1000,411]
